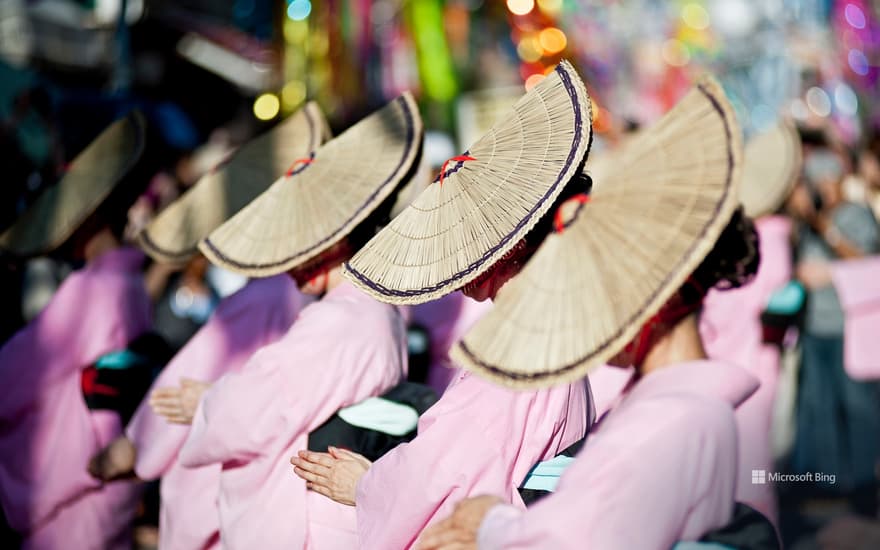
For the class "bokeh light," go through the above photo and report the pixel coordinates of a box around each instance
[844,4,866,29]
[834,82,858,116]
[805,87,831,117]
[287,0,311,21]
[848,49,870,76]
[281,81,306,109]
[682,3,711,30]
[524,73,545,90]
[539,28,568,55]
[517,35,544,63]
[253,93,280,120]
[507,0,534,16]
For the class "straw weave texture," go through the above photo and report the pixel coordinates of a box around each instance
[344,60,592,305]
[138,102,330,265]
[740,121,802,218]
[452,76,743,388]
[0,111,146,257]
[199,93,422,277]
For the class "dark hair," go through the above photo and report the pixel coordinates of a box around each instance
[347,139,425,252]
[524,169,593,249]
[686,207,760,303]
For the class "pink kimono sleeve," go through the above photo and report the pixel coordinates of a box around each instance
[0,271,146,419]
[126,277,301,480]
[478,396,738,550]
[0,268,150,531]
[355,373,590,550]
[831,257,880,380]
[179,301,404,467]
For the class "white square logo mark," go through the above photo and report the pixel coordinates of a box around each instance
[751,470,766,485]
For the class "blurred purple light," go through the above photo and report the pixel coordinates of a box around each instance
[848,49,869,75]
[844,4,866,29]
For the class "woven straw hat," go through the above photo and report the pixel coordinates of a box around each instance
[740,121,802,218]
[0,111,147,258]
[344,60,593,305]
[198,93,423,277]
[137,102,331,265]
[451,76,743,388]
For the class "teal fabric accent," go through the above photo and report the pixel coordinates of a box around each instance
[765,281,806,315]
[94,350,147,370]
[521,455,576,491]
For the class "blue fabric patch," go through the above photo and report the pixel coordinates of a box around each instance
[765,281,806,315]
[95,350,147,370]
[521,455,576,491]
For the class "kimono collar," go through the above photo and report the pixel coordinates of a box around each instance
[625,360,759,409]
[88,246,145,274]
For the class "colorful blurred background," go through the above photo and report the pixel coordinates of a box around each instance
[1,2,879,548]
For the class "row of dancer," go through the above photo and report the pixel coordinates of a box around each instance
[2,60,878,549]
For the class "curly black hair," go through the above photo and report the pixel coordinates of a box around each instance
[683,207,761,304]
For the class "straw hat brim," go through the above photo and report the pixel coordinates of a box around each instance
[740,121,802,218]
[451,76,743,388]
[198,92,423,277]
[137,102,330,265]
[0,111,147,258]
[344,60,593,305]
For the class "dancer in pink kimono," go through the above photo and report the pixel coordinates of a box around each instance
[829,256,880,381]
[172,93,423,549]
[88,101,328,549]
[410,292,493,394]
[700,215,793,524]
[421,78,772,550]
[90,274,305,549]
[0,112,153,549]
[293,61,594,549]
[178,279,406,548]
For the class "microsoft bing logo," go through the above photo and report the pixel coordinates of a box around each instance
[752,470,766,484]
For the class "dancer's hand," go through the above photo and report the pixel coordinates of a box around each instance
[417,495,503,550]
[149,378,211,424]
[88,436,137,481]
[290,447,371,506]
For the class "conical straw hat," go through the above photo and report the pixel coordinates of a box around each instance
[0,111,147,258]
[344,60,593,305]
[199,93,423,277]
[451,76,743,388]
[740,121,802,218]
[137,102,331,265]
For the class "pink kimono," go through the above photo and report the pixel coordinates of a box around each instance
[178,281,407,549]
[477,360,759,550]
[0,247,151,549]
[409,292,493,394]
[124,275,305,550]
[354,370,592,549]
[831,256,880,381]
[700,215,792,523]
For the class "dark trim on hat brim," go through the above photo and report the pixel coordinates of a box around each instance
[200,95,417,271]
[0,111,147,258]
[344,62,591,299]
[138,105,323,263]
[457,81,738,383]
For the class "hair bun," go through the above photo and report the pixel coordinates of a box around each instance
[694,207,760,292]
